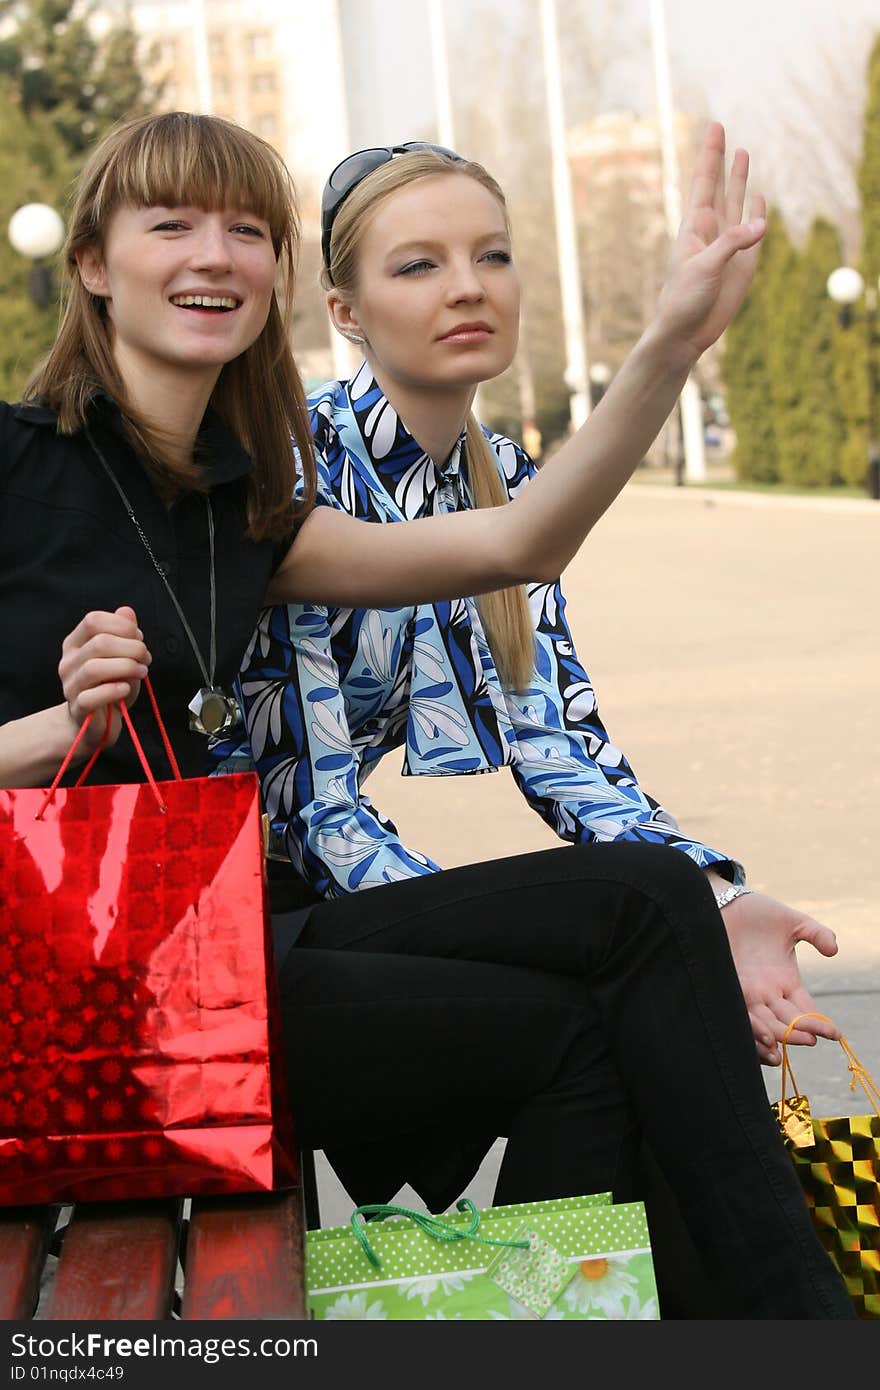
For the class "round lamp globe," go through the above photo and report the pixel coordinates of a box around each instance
[826,266,865,306]
[8,203,65,261]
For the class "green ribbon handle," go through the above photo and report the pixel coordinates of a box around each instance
[350,1197,531,1270]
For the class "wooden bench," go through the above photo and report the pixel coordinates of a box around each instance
[0,1155,321,1321]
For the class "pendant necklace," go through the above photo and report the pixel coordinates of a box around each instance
[85,426,242,737]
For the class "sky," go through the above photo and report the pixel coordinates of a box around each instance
[340,0,880,250]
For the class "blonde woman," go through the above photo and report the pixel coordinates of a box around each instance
[0,113,850,1316]
[231,140,839,1069]
[222,138,850,1318]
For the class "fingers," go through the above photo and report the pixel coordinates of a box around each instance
[724,147,750,226]
[750,1000,810,1054]
[750,994,839,1051]
[687,133,750,231]
[686,121,726,216]
[783,993,840,1041]
[61,607,144,652]
[61,640,151,691]
[687,212,765,295]
[793,915,839,960]
[748,1012,781,1066]
[74,666,147,710]
[59,609,151,721]
[760,998,818,1045]
[721,214,767,258]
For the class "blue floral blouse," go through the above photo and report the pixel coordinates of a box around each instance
[211,361,742,898]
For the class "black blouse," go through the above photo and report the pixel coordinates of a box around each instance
[0,396,281,786]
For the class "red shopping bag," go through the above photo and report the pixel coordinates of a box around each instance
[0,682,298,1205]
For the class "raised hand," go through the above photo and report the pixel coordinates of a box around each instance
[718,890,841,1067]
[58,606,151,751]
[655,121,766,361]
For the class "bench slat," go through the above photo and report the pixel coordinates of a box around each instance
[182,1191,305,1320]
[45,1201,182,1321]
[0,1206,57,1319]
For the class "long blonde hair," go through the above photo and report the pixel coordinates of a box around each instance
[25,111,315,541]
[325,150,535,691]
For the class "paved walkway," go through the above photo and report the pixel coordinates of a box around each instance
[315,479,880,1224]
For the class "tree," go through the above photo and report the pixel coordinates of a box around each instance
[852,31,880,491]
[775,218,845,487]
[753,14,876,257]
[758,209,803,487]
[758,30,880,493]
[722,287,776,484]
[831,308,871,488]
[0,1,148,151]
[722,207,797,484]
[0,79,76,397]
[858,34,880,284]
[0,1,149,398]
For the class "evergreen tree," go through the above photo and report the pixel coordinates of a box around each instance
[0,1,147,152]
[0,79,76,397]
[722,274,777,483]
[761,208,802,484]
[722,207,797,483]
[778,218,846,487]
[831,305,871,487]
[859,34,880,287]
[0,1,148,398]
[854,32,880,490]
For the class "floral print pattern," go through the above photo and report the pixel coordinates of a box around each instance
[212,364,740,899]
[306,1195,658,1320]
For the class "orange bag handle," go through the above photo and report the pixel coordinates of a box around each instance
[35,676,182,819]
[779,1012,880,1120]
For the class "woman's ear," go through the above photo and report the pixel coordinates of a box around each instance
[75,245,109,298]
[327,290,365,345]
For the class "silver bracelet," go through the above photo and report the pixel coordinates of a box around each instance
[714,882,753,911]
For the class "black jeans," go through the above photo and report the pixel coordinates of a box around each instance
[276,842,854,1319]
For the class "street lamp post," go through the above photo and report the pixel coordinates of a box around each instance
[7,203,65,309]
[588,361,611,408]
[826,264,880,502]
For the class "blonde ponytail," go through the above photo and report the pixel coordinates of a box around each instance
[465,416,535,691]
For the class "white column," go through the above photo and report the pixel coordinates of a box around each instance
[517,307,542,458]
[539,0,590,432]
[649,0,706,482]
[427,0,455,149]
[427,0,490,421]
[190,0,213,114]
[327,0,357,381]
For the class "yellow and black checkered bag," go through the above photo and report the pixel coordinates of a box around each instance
[772,1013,880,1320]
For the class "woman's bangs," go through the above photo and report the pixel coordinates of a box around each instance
[98,115,294,251]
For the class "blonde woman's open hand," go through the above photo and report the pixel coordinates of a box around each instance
[719,890,841,1068]
[654,121,766,363]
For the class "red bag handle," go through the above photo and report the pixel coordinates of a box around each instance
[35,677,182,819]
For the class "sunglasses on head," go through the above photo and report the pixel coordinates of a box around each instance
[321,142,463,280]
